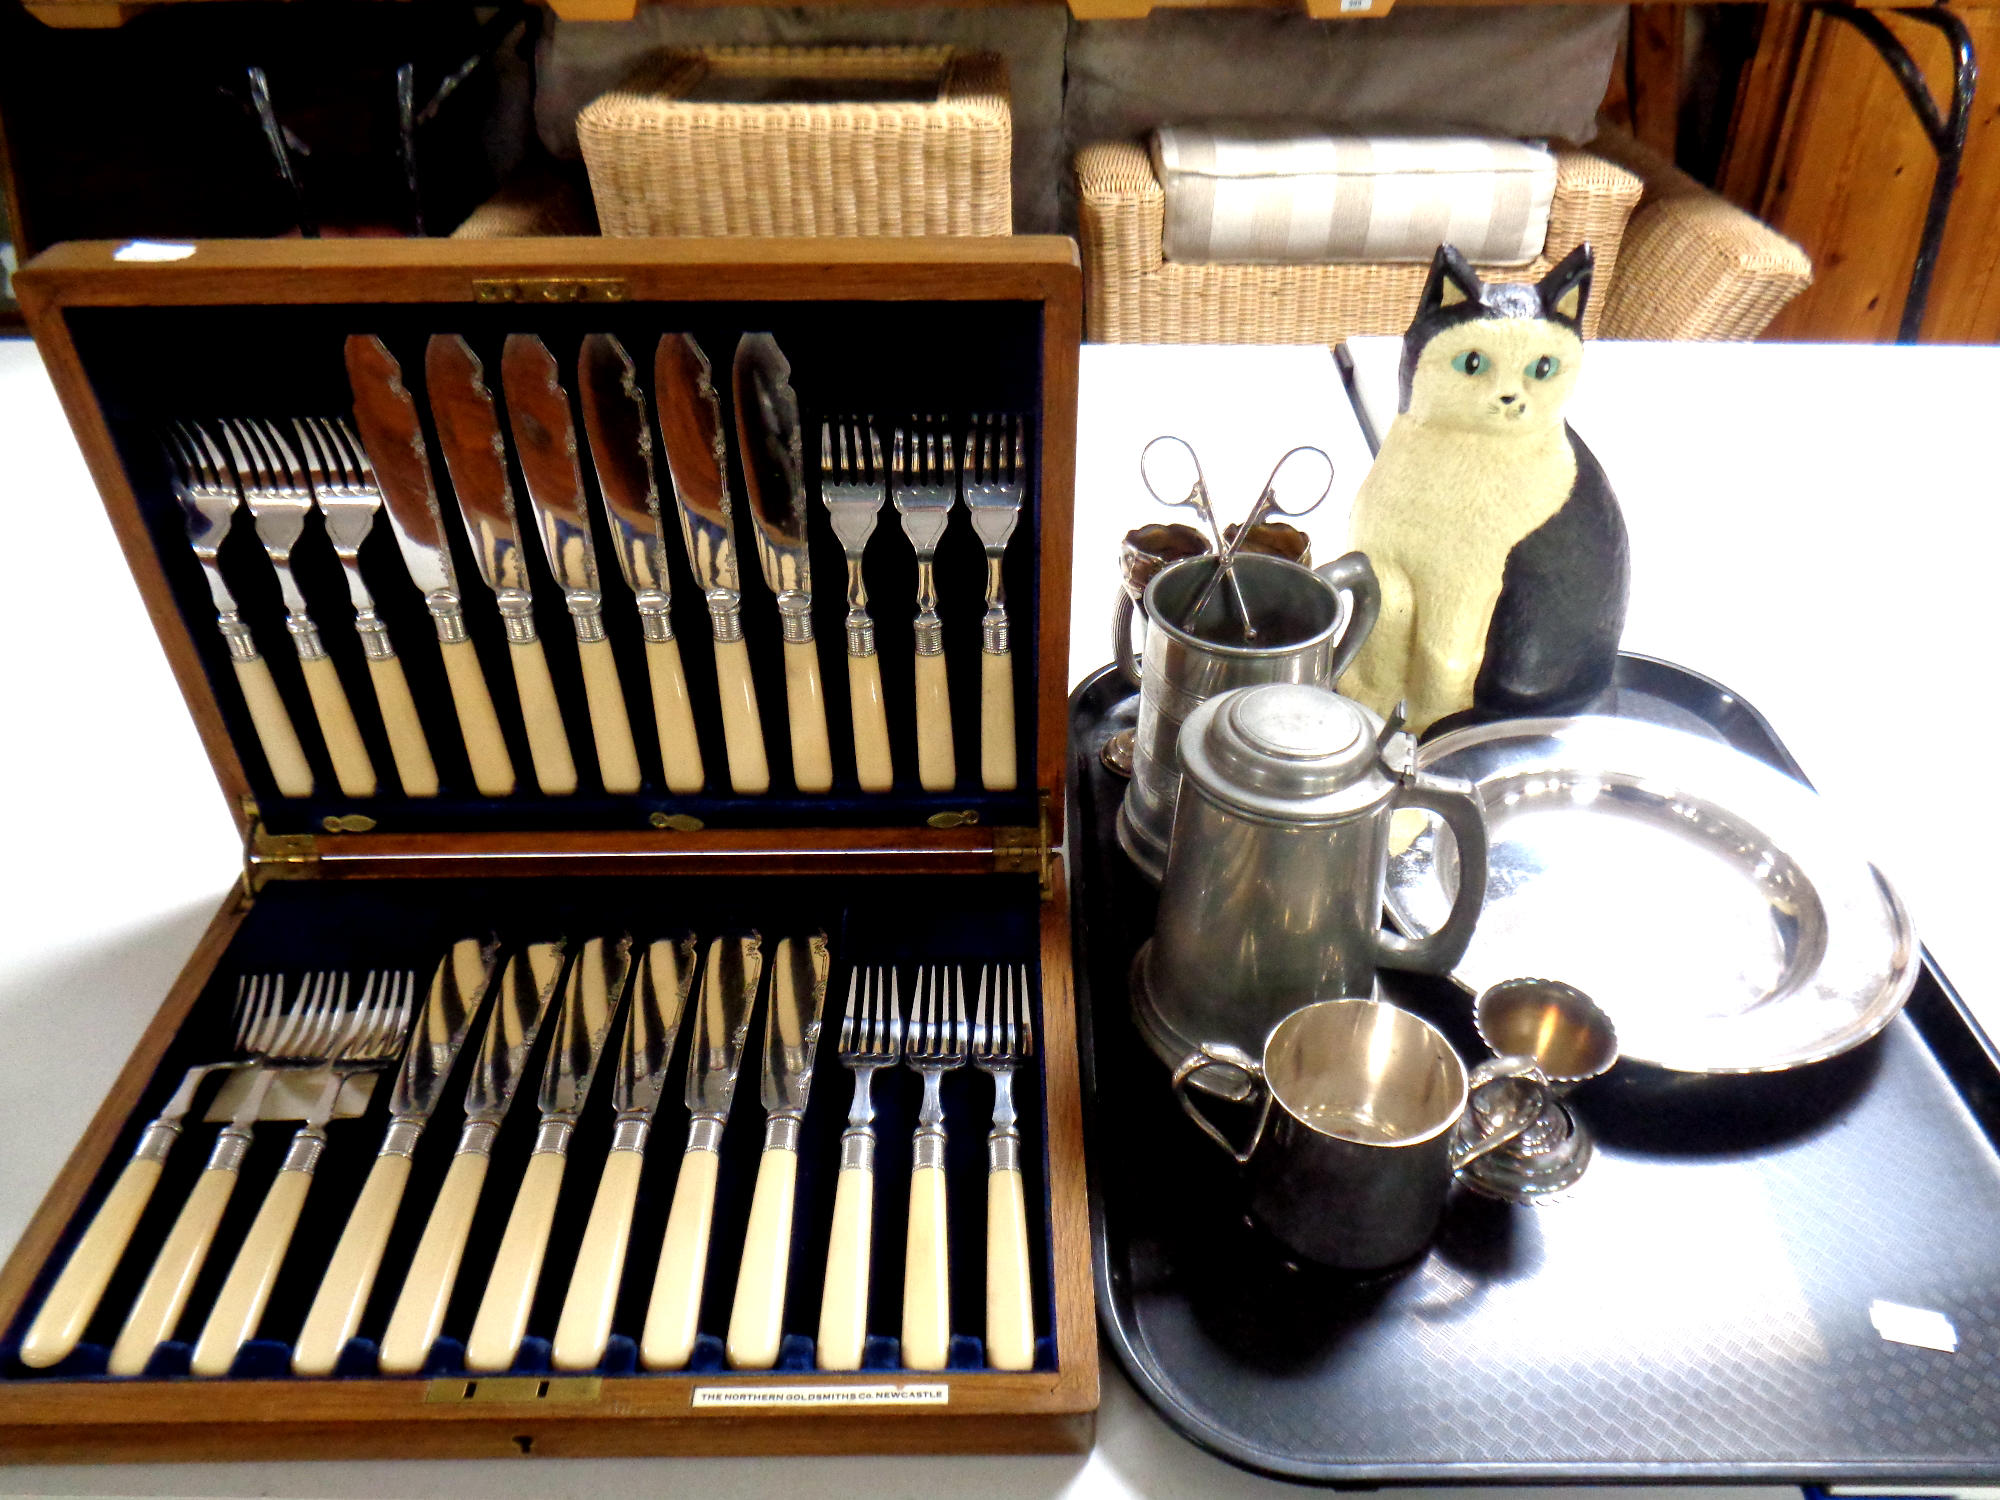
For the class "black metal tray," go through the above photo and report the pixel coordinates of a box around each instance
[1068,654,2000,1486]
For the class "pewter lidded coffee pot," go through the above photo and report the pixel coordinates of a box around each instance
[1136,682,1490,1095]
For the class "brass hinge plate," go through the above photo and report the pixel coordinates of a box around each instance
[241,804,319,898]
[992,792,1056,900]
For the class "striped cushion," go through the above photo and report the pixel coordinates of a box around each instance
[1151,126,1558,267]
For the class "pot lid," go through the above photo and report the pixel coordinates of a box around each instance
[1183,683,1388,817]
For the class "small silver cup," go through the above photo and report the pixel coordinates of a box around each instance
[1175,999,1548,1270]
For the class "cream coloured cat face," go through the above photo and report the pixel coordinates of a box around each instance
[1407,316,1583,434]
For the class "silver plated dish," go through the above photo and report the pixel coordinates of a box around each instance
[1385,715,1918,1075]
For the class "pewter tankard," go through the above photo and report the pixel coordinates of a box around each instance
[1116,553,1379,882]
[1136,682,1488,1094]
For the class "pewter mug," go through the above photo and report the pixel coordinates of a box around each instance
[1174,1000,1546,1269]
[1116,552,1380,881]
[1139,683,1487,1087]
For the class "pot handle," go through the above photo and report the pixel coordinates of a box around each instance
[1170,1044,1271,1166]
[1314,551,1381,682]
[1376,773,1489,975]
[1114,590,1143,688]
[1449,1055,1550,1172]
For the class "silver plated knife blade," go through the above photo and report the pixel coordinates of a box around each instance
[653,334,743,606]
[579,334,673,620]
[536,935,632,1131]
[463,941,567,1131]
[759,932,830,1122]
[686,933,763,1126]
[732,334,811,603]
[500,335,602,609]
[425,336,534,613]
[614,933,700,1125]
[344,336,461,609]
[389,936,502,1129]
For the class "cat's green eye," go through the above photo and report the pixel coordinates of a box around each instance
[1528,355,1561,380]
[1451,351,1486,376]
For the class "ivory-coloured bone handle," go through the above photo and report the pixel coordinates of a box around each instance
[914,652,956,793]
[645,639,705,794]
[577,637,641,795]
[846,652,893,794]
[19,1156,163,1369]
[713,637,769,796]
[981,649,1017,793]
[726,1146,798,1369]
[901,1163,950,1372]
[190,1165,314,1376]
[299,654,377,799]
[782,640,833,794]
[366,653,438,798]
[815,1162,872,1372]
[379,1150,489,1375]
[508,636,577,797]
[108,1165,238,1377]
[232,654,313,798]
[641,1147,719,1371]
[985,1166,1034,1371]
[465,1151,567,1372]
[552,1148,643,1372]
[293,1151,412,1377]
[439,638,516,797]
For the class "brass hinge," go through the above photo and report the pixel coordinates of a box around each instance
[993,791,1056,901]
[240,801,319,899]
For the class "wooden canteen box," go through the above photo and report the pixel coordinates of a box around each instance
[0,238,1093,1460]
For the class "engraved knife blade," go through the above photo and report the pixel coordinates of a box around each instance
[686,933,763,1125]
[733,335,831,793]
[535,934,632,1135]
[614,933,700,1127]
[760,932,830,1123]
[462,940,567,1132]
[389,936,502,1129]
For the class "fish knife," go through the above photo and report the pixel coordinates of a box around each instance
[292,937,501,1376]
[501,335,643,796]
[733,335,832,794]
[640,932,762,1371]
[466,935,632,1372]
[551,933,699,1371]
[426,335,579,798]
[725,932,830,1369]
[577,334,706,794]
[344,335,517,797]
[654,334,770,795]
[378,940,565,1375]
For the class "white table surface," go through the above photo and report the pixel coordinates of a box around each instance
[2,328,1990,1496]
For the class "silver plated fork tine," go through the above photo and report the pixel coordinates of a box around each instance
[955,965,969,1052]
[308,419,348,486]
[259,419,306,486]
[220,419,267,490]
[974,966,989,1057]
[292,418,331,491]
[1019,964,1033,1055]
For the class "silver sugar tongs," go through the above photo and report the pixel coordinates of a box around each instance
[1186,444,1336,641]
[1139,435,1250,634]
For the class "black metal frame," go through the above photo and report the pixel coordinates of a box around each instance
[1809,2,1977,341]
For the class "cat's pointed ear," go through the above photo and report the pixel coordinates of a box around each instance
[1419,245,1483,316]
[1539,243,1594,327]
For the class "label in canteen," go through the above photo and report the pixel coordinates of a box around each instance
[691,1383,950,1409]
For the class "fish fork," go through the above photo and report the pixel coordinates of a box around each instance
[191,969,418,1376]
[963,416,1027,792]
[817,967,902,1371]
[821,418,894,793]
[974,964,1036,1371]
[893,420,959,792]
[108,972,348,1376]
[223,418,377,799]
[19,978,281,1369]
[902,965,967,1371]
[292,418,439,799]
[164,424,314,798]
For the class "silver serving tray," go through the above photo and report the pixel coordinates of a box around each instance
[1385,715,1918,1074]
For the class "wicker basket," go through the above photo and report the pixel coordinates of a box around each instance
[578,46,1012,239]
[1074,138,1642,344]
